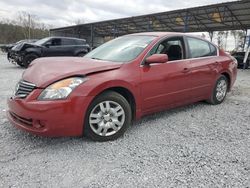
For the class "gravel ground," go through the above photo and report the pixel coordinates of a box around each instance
[0,53,250,187]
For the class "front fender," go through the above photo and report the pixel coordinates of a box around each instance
[25,47,42,56]
[75,76,138,99]
[73,64,142,118]
[74,48,89,55]
[74,77,141,118]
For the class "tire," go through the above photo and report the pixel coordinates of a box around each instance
[16,61,24,67]
[244,61,249,69]
[207,75,228,105]
[23,54,38,68]
[84,91,132,142]
[77,52,86,57]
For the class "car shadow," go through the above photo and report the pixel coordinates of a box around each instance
[1,65,26,70]
[132,101,206,127]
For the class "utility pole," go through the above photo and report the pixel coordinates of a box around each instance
[224,31,228,51]
[28,13,31,40]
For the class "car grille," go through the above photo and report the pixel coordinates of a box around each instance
[15,80,36,98]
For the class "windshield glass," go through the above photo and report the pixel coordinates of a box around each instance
[85,35,156,62]
[35,38,50,45]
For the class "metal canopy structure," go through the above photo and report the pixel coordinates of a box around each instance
[50,0,250,48]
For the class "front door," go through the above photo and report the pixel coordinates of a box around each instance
[140,37,193,114]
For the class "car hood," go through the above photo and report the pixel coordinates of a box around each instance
[23,57,123,88]
[12,42,42,51]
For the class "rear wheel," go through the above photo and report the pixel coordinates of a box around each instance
[84,91,132,141]
[23,54,38,68]
[207,75,228,105]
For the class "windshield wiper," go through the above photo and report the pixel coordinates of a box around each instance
[91,57,102,60]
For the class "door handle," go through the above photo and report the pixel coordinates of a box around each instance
[182,67,190,73]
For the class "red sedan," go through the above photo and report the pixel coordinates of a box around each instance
[7,32,237,141]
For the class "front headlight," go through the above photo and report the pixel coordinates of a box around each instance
[38,77,88,100]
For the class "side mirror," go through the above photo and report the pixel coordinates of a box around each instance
[145,54,168,65]
[44,44,50,48]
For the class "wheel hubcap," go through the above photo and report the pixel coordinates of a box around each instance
[89,101,125,137]
[216,79,227,101]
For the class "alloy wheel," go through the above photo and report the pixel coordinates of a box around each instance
[215,79,227,101]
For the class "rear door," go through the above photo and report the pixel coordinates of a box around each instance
[185,36,218,99]
[43,38,65,57]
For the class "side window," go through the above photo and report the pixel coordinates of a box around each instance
[187,37,217,58]
[61,39,75,46]
[209,43,217,56]
[44,40,52,46]
[151,38,184,61]
[51,38,62,46]
[155,44,164,54]
[75,39,86,45]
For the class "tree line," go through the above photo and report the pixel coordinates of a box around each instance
[0,11,50,44]
[0,11,247,52]
[216,30,246,52]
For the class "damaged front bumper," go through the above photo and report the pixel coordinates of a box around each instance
[8,51,24,65]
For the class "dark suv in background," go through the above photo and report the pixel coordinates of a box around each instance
[231,51,250,69]
[8,37,90,67]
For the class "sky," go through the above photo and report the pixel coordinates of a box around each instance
[0,0,236,28]
[0,0,242,50]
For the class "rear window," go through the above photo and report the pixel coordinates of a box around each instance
[187,37,217,58]
[75,39,86,45]
[61,38,75,45]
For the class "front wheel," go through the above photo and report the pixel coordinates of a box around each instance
[16,61,25,67]
[207,75,228,105]
[23,54,38,68]
[84,91,132,141]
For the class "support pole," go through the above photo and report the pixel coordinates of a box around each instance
[147,17,152,31]
[243,29,248,50]
[90,24,94,50]
[184,13,189,32]
[112,25,117,38]
[78,27,81,38]
[243,32,249,70]
[243,46,249,70]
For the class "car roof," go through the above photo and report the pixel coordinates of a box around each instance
[129,32,184,37]
[48,36,86,41]
[128,32,214,45]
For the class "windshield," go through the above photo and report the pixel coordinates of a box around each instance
[35,38,50,45]
[16,40,25,44]
[85,35,156,62]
